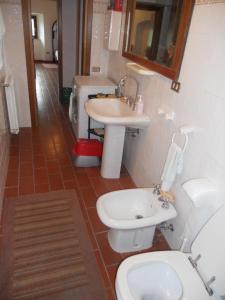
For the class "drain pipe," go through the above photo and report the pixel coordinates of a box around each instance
[158,222,174,231]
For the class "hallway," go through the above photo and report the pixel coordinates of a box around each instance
[4,64,169,299]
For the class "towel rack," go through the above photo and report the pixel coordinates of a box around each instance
[172,126,194,152]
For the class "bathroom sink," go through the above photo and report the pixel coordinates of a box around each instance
[85,98,150,128]
[85,98,150,179]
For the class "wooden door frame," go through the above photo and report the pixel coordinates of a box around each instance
[21,0,93,127]
[82,0,93,75]
[21,0,38,127]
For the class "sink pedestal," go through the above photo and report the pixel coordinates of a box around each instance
[101,125,125,179]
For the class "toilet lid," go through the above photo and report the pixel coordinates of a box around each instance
[191,204,225,295]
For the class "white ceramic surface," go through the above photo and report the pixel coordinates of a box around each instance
[127,262,183,300]
[85,98,150,128]
[97,188,177,253]
[116,205,225,300]
[97,188,177,229]
[115,251,211,300]
[85,98,150,178]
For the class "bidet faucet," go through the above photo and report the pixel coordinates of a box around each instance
[115,75,139,110]
[153,184,161,195]
[158,196,170,209]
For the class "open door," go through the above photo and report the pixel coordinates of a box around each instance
[21,0,93,126]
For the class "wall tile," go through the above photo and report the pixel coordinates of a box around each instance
[106,3,225,249]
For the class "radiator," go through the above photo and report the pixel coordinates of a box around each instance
[4,75,19,134]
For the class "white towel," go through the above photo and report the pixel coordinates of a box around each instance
[161,142,183,191]
[5,75,19,134]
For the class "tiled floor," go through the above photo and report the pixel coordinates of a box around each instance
[3,64,170,299]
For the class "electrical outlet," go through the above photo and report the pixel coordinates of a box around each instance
[171,80,181,92]
[92,66,101,72]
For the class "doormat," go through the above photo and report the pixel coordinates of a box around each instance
[0,190,106,300]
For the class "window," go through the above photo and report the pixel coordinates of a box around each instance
[31,15,38,39]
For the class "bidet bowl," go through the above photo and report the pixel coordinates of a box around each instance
[116,255,183,300]
[97,188,177,230]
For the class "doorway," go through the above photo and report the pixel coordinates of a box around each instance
[21,0,93,127]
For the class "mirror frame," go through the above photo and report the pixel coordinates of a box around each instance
[122,0,195,80]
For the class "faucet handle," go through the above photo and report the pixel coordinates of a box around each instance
[153,184,161,195]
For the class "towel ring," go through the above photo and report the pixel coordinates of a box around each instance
[172,132,188,153]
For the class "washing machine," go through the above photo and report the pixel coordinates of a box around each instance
[69,76,117,138]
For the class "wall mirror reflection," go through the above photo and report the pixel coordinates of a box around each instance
[123,0,195,79]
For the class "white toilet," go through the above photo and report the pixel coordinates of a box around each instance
[116,204,225,300]
[96,188,177,253]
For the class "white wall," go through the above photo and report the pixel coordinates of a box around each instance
[1,2,31,127]
[33,13,45,61]
[31,0,57,61]
[62,0,79,87]
[90,0,109,76]
[107,1,225,249]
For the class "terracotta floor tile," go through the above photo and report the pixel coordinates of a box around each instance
[33,155,46,169]
[19,183,34,195]
[20,162,33,177]
[8,157,19,170]
[49,174,63,191]
[74,167,86,175]
[34,168,49,185]
[80,187,97,208]
[47,160,60,174]
[6,170,18,187]
[105,179,122,192]
[63,179,77,190]
[19,175,34,186]
[20,150,33,162]
[4,187,18,198]
[76,173,91,188]
[61,166,74,181]
[96,232,122,266]
[87,207,108,233]
[94,250,111,288]
[85,167,101,178]
[85,221,98,250]
[10,146,19,157]
[35,183,50,193]
[106,264,119,287]
[90,177,109,196]
[106,288,116,300]
[119,176,136,189]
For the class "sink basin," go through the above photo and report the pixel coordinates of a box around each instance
[85,98,150,128]
[116,257,183,300]
[85,98,150,179]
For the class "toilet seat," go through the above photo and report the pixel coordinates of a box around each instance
[116,251,210,300]
[116,205,225,299]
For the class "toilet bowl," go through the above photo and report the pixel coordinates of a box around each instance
[116,205,225,300]
[96,188,177,253]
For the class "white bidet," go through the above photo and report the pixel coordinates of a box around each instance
[96,188,177,253]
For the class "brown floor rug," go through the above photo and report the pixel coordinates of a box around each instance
[0,190,106,300]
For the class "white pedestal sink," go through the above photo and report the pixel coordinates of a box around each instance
[85,98,150,178]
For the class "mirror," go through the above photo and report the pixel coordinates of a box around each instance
[123,0,195,80]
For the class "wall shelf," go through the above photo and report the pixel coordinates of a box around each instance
[126,63,156,76]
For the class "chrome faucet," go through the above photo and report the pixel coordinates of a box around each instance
[115,75,139,110]
[158,195,170,209]
[153,184,161,195]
